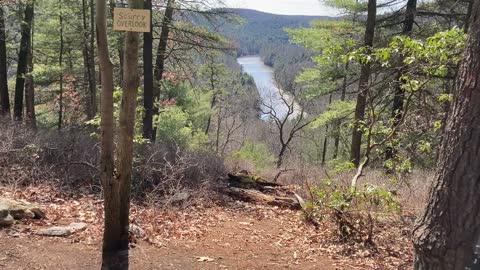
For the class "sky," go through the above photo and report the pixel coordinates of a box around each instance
[222,0,339,16]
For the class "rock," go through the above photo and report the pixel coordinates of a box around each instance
[37,222,88,237]
[171,191,190,203]
[129,224,145,238]
[68,222,88,232]
[0,214,14,227]
[37,226,72,237]
[0,198,45,222]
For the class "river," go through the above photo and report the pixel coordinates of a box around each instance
[237,56,300,120]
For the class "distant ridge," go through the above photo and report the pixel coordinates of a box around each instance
[217,8,336,56]
[223,8,334,19]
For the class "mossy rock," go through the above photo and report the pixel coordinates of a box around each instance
[0,198,45,226]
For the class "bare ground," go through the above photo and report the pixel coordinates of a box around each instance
[0,185,413,270]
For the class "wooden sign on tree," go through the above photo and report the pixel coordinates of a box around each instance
[113,8,150,32]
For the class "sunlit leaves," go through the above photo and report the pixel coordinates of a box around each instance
[310,101,356,128]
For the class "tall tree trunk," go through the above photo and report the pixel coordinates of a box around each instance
[322,94,333,164]
[115,0,143,268]
[14,1,34,121]
[58,3,63,129]
[205,60,218,135]
[413,2,480,269]
[82,0,96,120]
[0,6,10,116]
[96,0,119,268]
[109,0,125,86]
[215,107,221,153]
[89,0,97,117]
[205,93,217,134]
[350,0,376,167]
[82,0,91,117]
[142,0,154,139]
[25,9,35,129]
[385,0,417,162]
[150,0,175,142]
[333,62,348,159]
[464,0,474,33]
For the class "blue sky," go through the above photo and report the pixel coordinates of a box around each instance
[222,0,338,16]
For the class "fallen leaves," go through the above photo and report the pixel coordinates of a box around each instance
[0,184,414,269]
[196,256,215,262]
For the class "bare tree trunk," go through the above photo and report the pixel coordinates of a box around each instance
[96,0,120,268]
[89,0,97,117]
[142,0,154,139]
[0,6,10,116]
[109,0,125,87]
[464,0,474,33]
[82,0,96,120]
[205,93,217,134]
[82,12,91,118]
[350,0,376,167]
[58,3,63,129]
[115,0,143,268]
[322,94,333,164]
[333,62,348,159]
[385,0,416,162]
[25,10,36,129]
[205,57,218,135]
[14,1,34,121]
[215,107,221,153]
[413,2,480,269]
[150,0,175,141]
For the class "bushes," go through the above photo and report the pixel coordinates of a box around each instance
[230,140,275,171]
[304,177,399,244]
[0,117,225,204]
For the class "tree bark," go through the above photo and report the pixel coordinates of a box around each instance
[322,94,333,165]
[89,0,97,117]
[82,0,96,120]
[24,8,35,129]
[205,56,218,135]
[333,62,348,159]
[0,6,10,116]
[58,3,63,129]
[142,0,154,139]
[96,0,121,268]
[350,0,376,167]
[413,1,480,269]
[385,0,416,162]
[115,0,142,267]
[14,1,34,121]
[150,0,175,142]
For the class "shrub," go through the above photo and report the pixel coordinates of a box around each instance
[304,178,399,245]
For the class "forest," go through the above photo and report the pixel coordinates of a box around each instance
[0,0,479,269]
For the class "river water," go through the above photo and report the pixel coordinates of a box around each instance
[237,56,300,120]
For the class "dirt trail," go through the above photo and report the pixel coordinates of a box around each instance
[0,205,335,270]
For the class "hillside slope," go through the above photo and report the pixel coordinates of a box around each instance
[221,9,336,56]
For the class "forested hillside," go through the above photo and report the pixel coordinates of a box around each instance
[218,9,337,94]
[1,0,480,269]
[219,9,333,56]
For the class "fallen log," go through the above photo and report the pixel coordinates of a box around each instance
[227,187,300,209]
[227,172,283,191]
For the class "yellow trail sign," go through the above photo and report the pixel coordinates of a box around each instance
[113,8,151,33]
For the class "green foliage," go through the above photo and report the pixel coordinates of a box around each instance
[310,101,356,128]
[327,159,355,174]
[288,20,358,99]
[231,141,275,171]
[305,178,399,241]
[155,105,208,150]
[86,86,147,144]
[323,0,366,14]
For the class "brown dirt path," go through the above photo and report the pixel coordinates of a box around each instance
[0,206,335,270]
